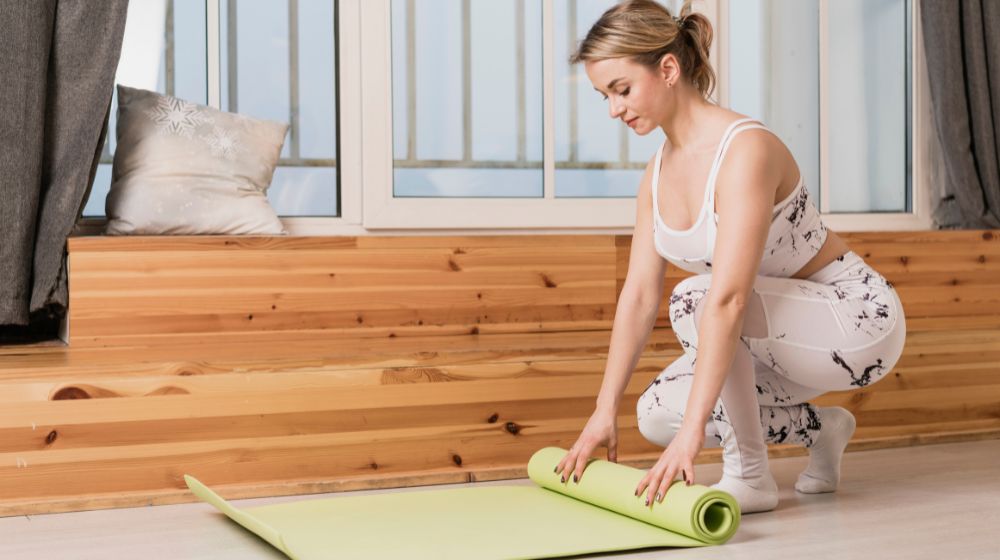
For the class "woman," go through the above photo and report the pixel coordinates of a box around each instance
[553,0,906,514]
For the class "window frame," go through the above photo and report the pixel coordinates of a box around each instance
[357,0,932,233]
[74,0,934,236]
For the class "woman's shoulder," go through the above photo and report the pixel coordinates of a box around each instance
[715,111,785,152]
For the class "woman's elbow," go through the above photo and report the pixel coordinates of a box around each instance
[703,292,748,317]
[619,282,662,311]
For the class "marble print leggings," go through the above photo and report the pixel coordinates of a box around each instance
[636,251,907,481]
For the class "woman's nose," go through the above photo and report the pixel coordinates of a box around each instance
[608,99,625,119]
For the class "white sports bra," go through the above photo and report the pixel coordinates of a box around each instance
[652,117,828,277]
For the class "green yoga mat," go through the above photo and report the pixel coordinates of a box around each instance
[185,447,740,559]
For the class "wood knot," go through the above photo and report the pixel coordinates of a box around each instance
[271,304,277,310]
[356,315,364,324]
[951,278,959,285]
[452,454,463,466]
[45,430,58,445]
[448,259,462,271]
[52,387,91,400]
[983,231,994,241]
[505,422,520,435]
[540,274,557,288]
[145,386,190,396]
[470,326,479,335]
[453,248,466,254]
[381,367,449,384]
[899,256,909,265]
[369,461,379,470]
[247,314,254,321]
[978,255,986,263]
[487,413,499,423]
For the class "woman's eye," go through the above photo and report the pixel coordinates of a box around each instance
[622,87,630,96]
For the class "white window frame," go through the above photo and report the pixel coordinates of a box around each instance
[74,0,934,236]
[354,0,931,233]
[810,0,932,231]
[715,0,934,233]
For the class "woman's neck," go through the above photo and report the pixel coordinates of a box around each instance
[660,96,717,152]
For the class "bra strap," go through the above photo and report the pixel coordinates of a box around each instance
[651,139,667,222]
[705,120,771,208]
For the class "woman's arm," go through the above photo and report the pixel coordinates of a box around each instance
[557,154,666,480]
[635,128,782,504]
[680,129,781,429]
[595,153,668,415]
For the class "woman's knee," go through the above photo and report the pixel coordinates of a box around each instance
[636,397,684,447]
[636,356,694,447]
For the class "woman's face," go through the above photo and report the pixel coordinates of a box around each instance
[584,56,672,135]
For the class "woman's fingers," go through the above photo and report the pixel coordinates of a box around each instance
[643,468,665,506]
[554,445,577,481]
[571,441,596,483]
[683,463,695,485]
[635,474,649,499]
[607,436,618,463]
[655,466,677,504]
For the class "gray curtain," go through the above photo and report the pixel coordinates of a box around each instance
[921,0,1000,229]
[0,0,129,340]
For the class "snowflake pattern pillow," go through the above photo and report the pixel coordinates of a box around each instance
[105,84,289,235]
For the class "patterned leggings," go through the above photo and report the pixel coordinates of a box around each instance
[636,251,906,480]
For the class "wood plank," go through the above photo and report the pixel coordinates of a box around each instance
[0,229,986,518]
[68,234,617,252]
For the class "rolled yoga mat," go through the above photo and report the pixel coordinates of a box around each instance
[185,446,740,559]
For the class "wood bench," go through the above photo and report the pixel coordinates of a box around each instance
[0,230,997,516]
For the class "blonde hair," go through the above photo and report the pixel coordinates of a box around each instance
[568,0,716,100]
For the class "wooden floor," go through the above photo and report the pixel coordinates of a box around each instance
[2,438,997,559]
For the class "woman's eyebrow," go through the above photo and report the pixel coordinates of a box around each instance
[593,77,625,93]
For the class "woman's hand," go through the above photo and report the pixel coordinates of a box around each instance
[635,423,705,506]
[554,408,618,484]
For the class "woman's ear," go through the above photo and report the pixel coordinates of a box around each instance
[658,53,678,83]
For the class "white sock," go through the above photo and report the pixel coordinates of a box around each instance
[711,471,779,514]
[795,406,856,494]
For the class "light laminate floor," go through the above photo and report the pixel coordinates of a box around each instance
[2,439,998,559]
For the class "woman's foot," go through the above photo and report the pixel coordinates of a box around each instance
[711,470,779,513]
[795,406,856,494]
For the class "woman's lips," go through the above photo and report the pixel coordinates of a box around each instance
[627,117,639,128]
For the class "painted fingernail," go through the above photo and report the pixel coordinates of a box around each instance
[656,493,662,502]
[553,466,557,473]
[561,476,565,483]
[573,474,578,483]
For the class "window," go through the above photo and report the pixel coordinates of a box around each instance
[726,0,911,214]
[554,0,669,198]
[390,0,545,198]
[82,0,340,219]
[80,0,930,234]
[362,0,690,229]
[719,0,930,230]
